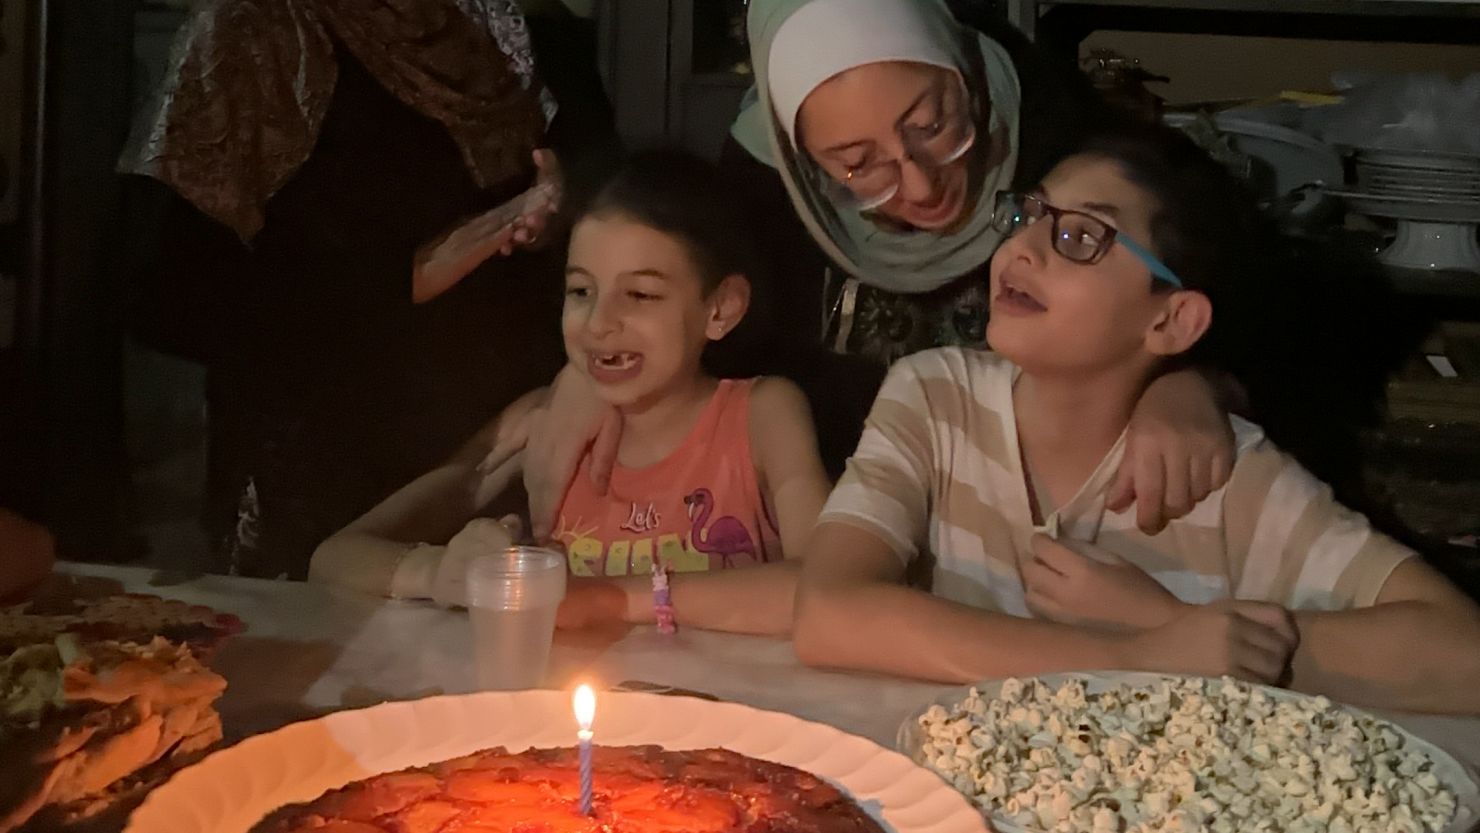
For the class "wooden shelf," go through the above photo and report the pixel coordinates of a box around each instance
[1386,267,1480,302]
[1032,0,1480,19]
[1014,0,1480,45]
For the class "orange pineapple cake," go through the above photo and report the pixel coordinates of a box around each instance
[252,744,888,833]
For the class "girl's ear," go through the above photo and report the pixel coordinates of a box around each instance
[1144,290,1212,357]
[706,274,751,341]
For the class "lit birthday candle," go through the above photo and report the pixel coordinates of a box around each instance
[573,684,596,815]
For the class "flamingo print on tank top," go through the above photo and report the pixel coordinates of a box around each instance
[550,378,782,576]
[683,488,764,569]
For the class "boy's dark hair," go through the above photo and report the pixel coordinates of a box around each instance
[570,149,761,296]
[1074,121,1413,516]
[1073,121,1267,371]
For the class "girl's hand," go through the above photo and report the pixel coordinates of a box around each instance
[524,365,621,542]
[1109,369,1234,534]
[432,515,522,607]
[1130,600,1299,684]
[556,578,628,629]
[1021,535,1183,631]
[412,149,563,304]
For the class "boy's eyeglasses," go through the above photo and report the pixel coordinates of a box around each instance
[991,192,1183,288]
[806,78,976,212]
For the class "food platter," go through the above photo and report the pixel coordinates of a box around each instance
[898,672,1480,833]
[128,690,989,833]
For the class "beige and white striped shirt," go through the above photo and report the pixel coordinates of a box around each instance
[819,348,1412,615]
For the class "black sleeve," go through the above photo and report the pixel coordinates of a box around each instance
[714,137,887,479]
[716,136,829,356]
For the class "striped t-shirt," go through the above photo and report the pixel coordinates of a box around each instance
[819,347,1412,615]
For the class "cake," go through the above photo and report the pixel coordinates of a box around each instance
[251,744,887,833]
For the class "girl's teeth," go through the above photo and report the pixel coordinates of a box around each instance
[597,353,637,369]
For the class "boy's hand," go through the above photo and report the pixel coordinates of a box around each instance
[1021,535,1184,630]
[1131,600,1299,684]
[556,579,628,630]
[1109,368,1234,535]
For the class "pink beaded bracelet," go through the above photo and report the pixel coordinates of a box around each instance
[652,563,676,634]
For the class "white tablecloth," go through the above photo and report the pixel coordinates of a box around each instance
[60,563,1480,768]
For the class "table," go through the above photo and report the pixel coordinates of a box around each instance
[59,562,1480,768]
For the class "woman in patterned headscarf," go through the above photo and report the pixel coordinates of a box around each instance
[121,0,612,578]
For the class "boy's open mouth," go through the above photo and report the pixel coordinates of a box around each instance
[995,279,1047,313]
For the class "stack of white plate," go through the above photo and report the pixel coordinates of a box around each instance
[1329,148,1480,273]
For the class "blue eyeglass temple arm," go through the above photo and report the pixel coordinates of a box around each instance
[995,192,1184,289]
[1116,234,1184,289]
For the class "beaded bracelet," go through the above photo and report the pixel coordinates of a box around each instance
[652,563,676,634]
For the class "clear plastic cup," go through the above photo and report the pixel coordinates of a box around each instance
[466,546,567,690]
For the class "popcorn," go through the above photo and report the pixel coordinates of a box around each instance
[916,677,1458,833]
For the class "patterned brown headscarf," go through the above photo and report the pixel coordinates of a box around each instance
[119,0,550,242]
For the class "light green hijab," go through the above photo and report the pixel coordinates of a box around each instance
[731,0,1022,294]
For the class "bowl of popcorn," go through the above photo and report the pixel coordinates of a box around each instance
[899,672,1480,833]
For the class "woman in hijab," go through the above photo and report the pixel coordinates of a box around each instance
[518,0,1234,542]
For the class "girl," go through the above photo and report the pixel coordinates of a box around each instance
[793,122,1480,714]
[310,152,830,637]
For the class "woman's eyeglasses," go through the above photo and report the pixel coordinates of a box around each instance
[991,192,1183,288]
[808,79,976,212]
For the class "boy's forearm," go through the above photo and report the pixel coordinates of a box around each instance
[794,580,1137,683]
[613,562,802,636]
[1291,604,1480,714]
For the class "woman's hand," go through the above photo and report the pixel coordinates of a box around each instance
[1109,368,1234,534]
[1021,535,1184,631]
[1130,600,1299,684]
[413,149,563,304]
[506,149,563,251]
[524,365,621,542]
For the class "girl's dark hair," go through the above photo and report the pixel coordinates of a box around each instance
[565,149,772,376]
[570,150,761,296]
[1075,121,1414,514]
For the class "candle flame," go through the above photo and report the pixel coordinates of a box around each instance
[573,684,596,731]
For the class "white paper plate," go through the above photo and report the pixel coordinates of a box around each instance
[128,690,989,833]
[1163,113,1344,195]
[897,672,1480,833]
